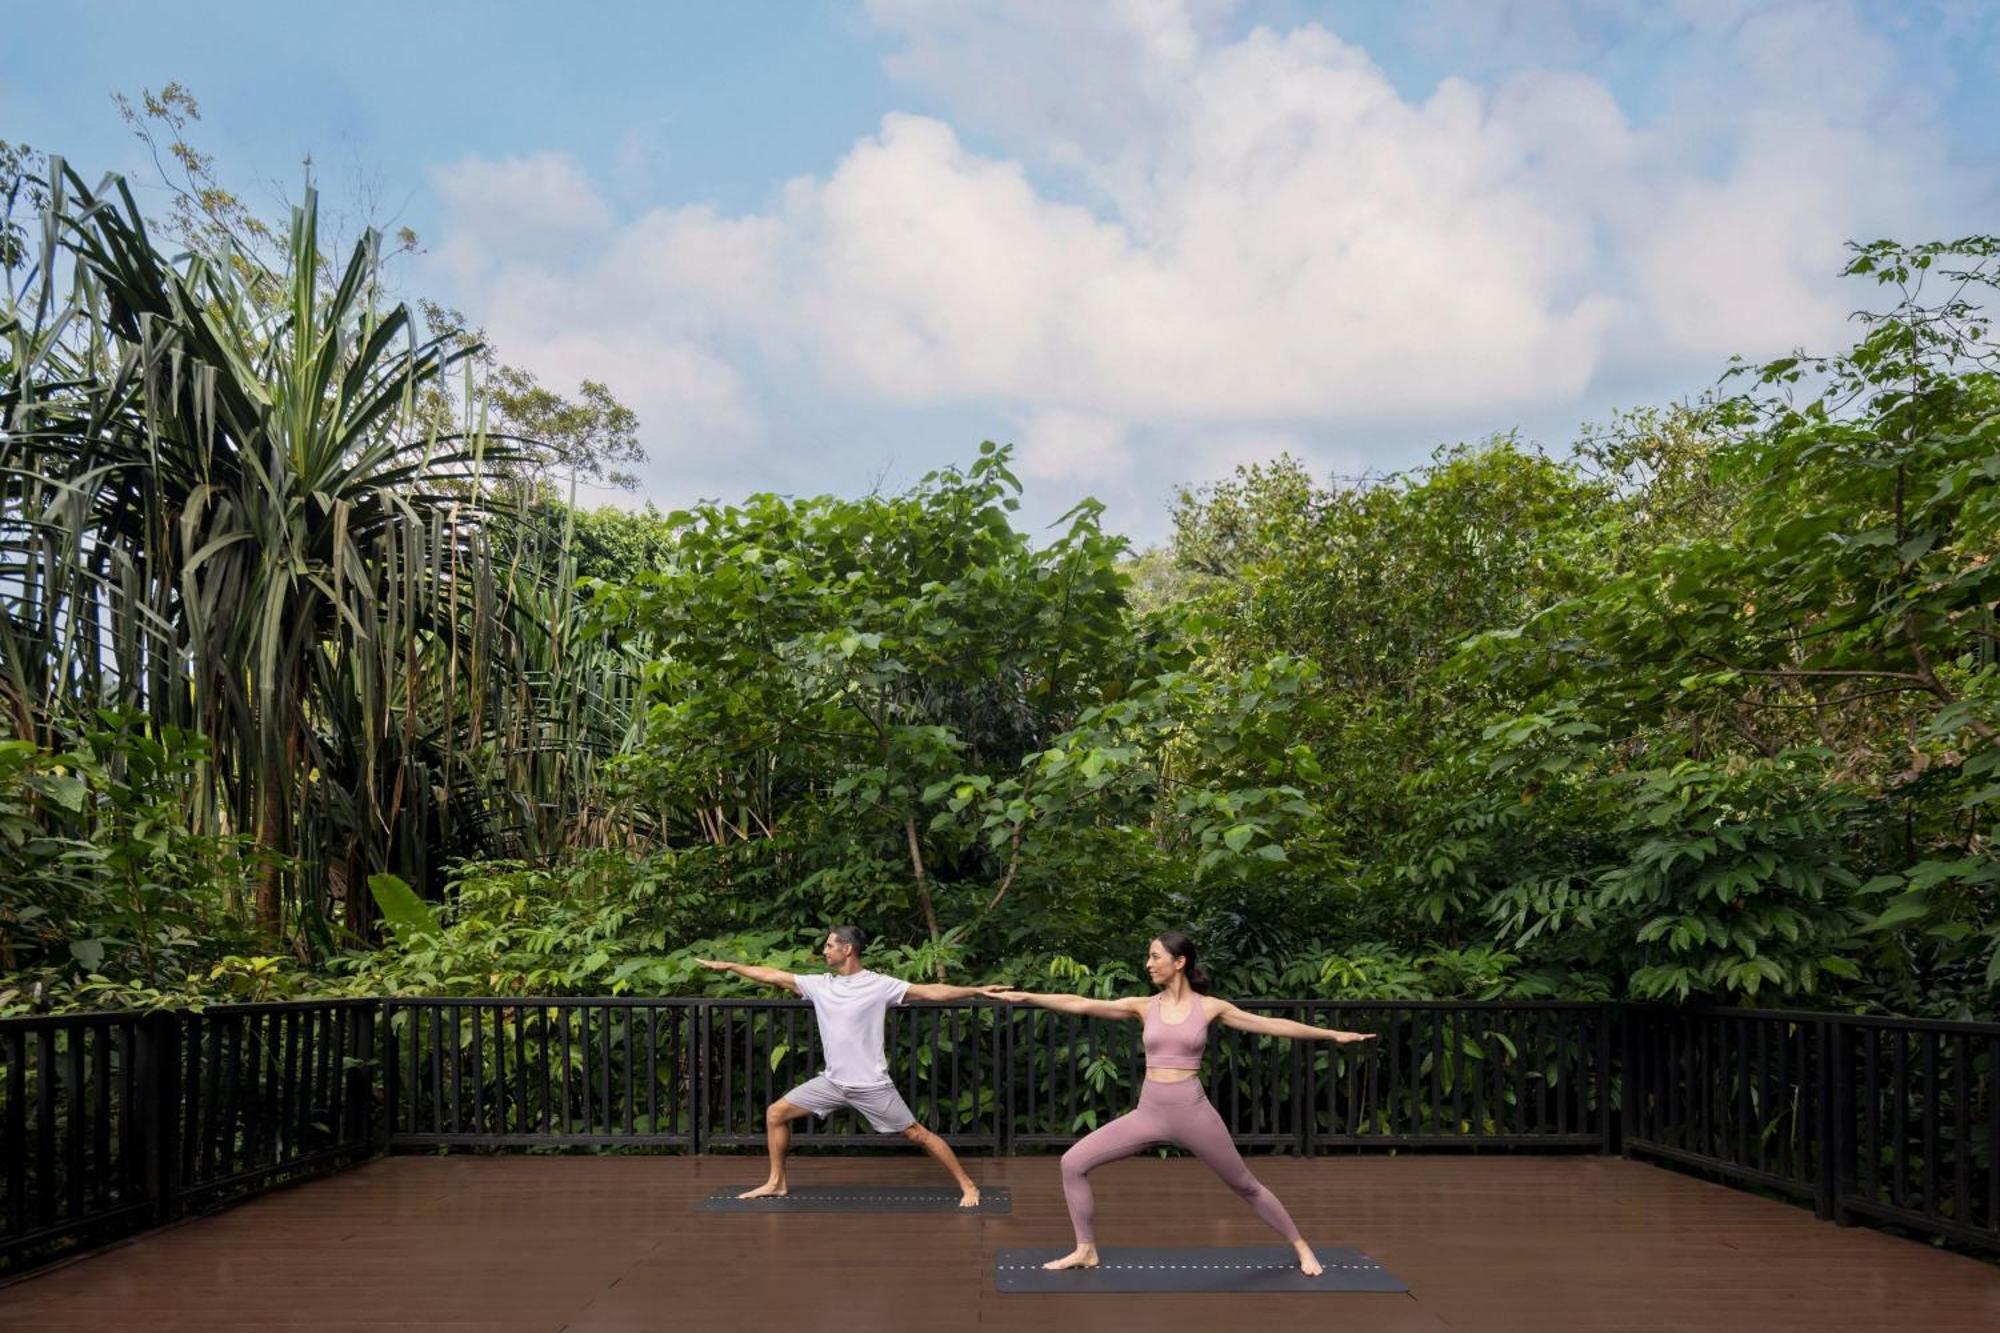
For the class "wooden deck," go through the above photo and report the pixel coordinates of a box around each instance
[2,1154,1997,1331]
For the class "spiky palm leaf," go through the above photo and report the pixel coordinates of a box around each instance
[1,164,639,946]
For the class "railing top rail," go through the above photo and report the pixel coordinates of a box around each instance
[1650,1005,2000,1037]
[379,995,1616,1013]
[187,998,379,1015]
[0,996,377,1033]
[11,995,1993,1030]
[1288,999,1609,1010]
[0,1009,149,1034]
[385,996,706,1009]
[378,995,1020,1011]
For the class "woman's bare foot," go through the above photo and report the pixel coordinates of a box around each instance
[1294,1240,1323,1276]
[736,1181,788,1199]
[958,1186,982,1208]
[1043,1244,1100,1270]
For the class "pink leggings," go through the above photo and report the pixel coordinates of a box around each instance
[1059,1076,1302,1245]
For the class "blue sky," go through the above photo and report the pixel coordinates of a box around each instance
[7,1,1998,544]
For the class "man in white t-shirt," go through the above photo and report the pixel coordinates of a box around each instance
[698,925,1005,1207]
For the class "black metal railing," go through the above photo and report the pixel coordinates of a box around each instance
[0,999,377,1273]
[6,997,1998,1278]
[1833,1014,2000,1248]
[1305,1001,1614,1148]
[173,1001,381,1206]
[383,999,699,1148]
[0,1011,148,1268]
[380,998,1613,1155]
[1624,1006,1825,1205]
[1623,1006,2000,1249]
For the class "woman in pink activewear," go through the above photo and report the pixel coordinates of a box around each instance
[999,931,1376,1275]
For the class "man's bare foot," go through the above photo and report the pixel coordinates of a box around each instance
[1294,1241,1323,1276]
[958,1186,982,1208]
[736,1182,788,1199]
[1043,1245,1100,1270]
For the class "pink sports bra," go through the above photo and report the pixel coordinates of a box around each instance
[1142,993,1208,1070]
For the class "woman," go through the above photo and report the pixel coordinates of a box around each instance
[999,931,1376,1275]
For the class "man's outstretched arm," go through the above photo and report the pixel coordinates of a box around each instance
[902,982,1010,1002]
[697,959,799,992]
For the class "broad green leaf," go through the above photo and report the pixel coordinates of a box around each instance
[369,873,441,944]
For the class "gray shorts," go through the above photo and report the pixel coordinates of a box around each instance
[781,1075,917,1133]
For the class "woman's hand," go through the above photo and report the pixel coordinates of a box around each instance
[1329,1029,1378,1044]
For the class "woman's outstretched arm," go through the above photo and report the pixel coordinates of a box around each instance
[997,991,1145,1022]
[1214,1000,1376,1043]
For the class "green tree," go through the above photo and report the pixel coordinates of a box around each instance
[1466,237,2000,1006]
[1168,440,1616,943]
[592,445,1132,970]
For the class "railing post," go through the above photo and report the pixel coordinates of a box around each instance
[380,1001,398,1151]
[1617,1002,1638,1159]
[1813,1017,1834,1220]
[1821,1015,1853,1225]
[690,1002,708,1156]
[346,1003,379,1156]
[997,1002,1014,1156]
[1295,1000,1311,1158]
[1599,1003,1619,1155]
[1835,1016,1858,1227]
[139,1010,184,1227]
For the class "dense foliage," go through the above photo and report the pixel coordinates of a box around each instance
[0,110,645,1005]
[1,117,1993,1018]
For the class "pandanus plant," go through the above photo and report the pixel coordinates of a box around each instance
[0,162,589,946]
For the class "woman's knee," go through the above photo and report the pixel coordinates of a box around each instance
[1206,1160,1266,1200]
[1059,1145,1092,1180]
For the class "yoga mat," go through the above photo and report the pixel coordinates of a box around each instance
[994,1245,1405,1293]
[697,1184,1012,1213]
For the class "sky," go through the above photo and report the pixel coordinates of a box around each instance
[6,0,1998,545]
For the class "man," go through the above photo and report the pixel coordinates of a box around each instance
[698,925,1005,1207]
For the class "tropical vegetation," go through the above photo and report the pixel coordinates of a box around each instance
[1,97,1993,1019]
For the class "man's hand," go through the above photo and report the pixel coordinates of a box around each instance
[976,984,1012,996]
[696,959,737,973]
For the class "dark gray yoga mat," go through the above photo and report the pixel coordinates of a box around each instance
[698,1184,1011,1213]
[994,1245,1404,1293]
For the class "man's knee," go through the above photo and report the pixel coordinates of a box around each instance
[900,1122,932,1144]
[765,1100,802,1129]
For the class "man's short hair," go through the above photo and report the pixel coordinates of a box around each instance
[829,924,868,954]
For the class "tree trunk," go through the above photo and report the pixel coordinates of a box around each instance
[254,775,285,936]
[904,813,946,981]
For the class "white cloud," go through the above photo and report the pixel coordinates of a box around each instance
[428,153,612,269]
[426,167,768,478]
[609,115,681,197]
[1405,1,1648,65]
[1017,408,1132,482]
[421,1,1991,530]
[566,62,1619,422]
[864,0,1240,171]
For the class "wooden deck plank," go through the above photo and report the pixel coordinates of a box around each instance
[2,1155,1995,1331]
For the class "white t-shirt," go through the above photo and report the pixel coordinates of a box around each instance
[794,969,911,1089]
